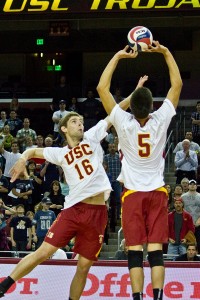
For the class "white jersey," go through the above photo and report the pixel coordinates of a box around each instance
[43,120,112,209]
[109,99,176,191]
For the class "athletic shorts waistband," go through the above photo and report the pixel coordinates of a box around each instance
[123,186,167,194]
[74,202,106,210]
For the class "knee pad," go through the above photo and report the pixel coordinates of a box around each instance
[148,250,164,268]
[128,250,143,270]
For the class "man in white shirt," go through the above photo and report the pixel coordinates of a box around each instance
[0,141,21,183]
[52,100,70,139]
[175,139,198,184]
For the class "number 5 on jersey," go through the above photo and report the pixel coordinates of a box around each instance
[138,133,151,157]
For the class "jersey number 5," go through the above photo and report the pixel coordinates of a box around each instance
[75,159,94,180]
[138,133,151,157]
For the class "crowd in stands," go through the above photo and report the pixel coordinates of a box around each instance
[0,84,200,262]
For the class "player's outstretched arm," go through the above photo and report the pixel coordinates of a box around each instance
[97,46,138,115]
[144,41,183,109]
[9,148,44,183]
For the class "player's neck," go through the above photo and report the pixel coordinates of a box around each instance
[67,137,81,149]
[136,115,150,126]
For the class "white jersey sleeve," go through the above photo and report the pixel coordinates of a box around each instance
[43,147,62,166]
[84,119,108,143]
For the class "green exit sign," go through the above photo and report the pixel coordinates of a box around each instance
[55,65,62,71]
[46,65,62,72]
[36,39,44,45]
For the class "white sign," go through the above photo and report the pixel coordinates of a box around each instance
[0,262,200,299]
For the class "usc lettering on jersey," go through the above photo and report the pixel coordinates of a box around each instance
[43,120,111,208]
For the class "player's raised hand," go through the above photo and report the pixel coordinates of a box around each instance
[136,75,149,89]
[116,45,138,59]
[144,41,168,54]
[9,157,26,182]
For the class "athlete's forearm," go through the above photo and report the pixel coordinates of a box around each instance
[164,49,182,108]
[20,148,44,161]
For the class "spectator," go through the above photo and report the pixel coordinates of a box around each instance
[0,111,7,132]
[180,177,189,194]
[167,198,195,259]
[40,136,62,193]
[191,101,200,144]
[175,139,198,184]
[26,210,35,224]
[10,204,32,255]
[59,171,69,197]
[181,179,200,253]
[0,125,14,151]
[51,75,71,111]
[36,135,44,148]
[0,153,5,174]
[105,126,118,145]
[40,161,61,194]
[16,118,37,153]
[9,171,33,212]
[0,141,21,183]
[0,199,15,252]
[32,197,56,249]
[173,184,183,200]
[5,110,23,137]
[175,243,200,261]
[68,96,80,113]
[25,136,37,150]
[164,183,173,211]
[196,165,200,192]
[52,100,70,139]
[104,143,122,220]
[26,210,36,251]
[0,166,9,203]
[45,180,65,216]
[26,160,42,210]
[44,136,54,148]
[31,135,45,171]
[9,96,23,117]
[114,239,128,260]
[81,90,101,130]
[173,131,200,154]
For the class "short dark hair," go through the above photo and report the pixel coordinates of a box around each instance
[11,140,19,147]
[186,243,197,251]
[16,204,25,210]
[130,87,153,119]
[27,160,36,167]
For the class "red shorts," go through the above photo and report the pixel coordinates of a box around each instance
[44,202,108,261]
[121,188,168,246]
